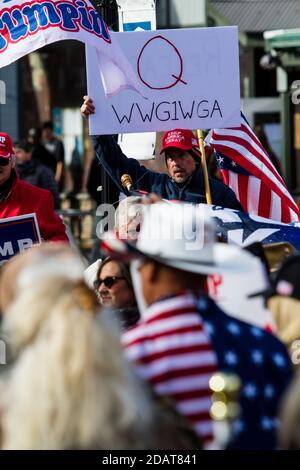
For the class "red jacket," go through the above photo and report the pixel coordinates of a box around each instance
[0,175,68,242]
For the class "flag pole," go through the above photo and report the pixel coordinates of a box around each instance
[197,129,212,205]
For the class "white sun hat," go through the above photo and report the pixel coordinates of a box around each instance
[101,202,255,276]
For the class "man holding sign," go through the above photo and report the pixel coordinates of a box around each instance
[81,97,243,209]
[0,133,68,242]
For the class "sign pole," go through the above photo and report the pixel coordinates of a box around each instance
[197,129,212,205]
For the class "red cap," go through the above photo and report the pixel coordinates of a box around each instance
[160,129,199,155]
[0,132,14,158]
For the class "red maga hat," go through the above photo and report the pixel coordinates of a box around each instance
[160,129,200,154]
[0,132,14,158]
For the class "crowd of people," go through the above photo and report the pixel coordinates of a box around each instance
[0,197,300,450]
[0,94,300,450]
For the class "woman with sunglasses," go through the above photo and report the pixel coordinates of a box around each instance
[95,257,139,329]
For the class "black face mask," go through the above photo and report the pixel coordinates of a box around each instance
[0,157,10,166]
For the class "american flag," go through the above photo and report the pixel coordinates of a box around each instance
[209,113,300,223]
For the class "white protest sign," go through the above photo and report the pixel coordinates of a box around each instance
[117,0,156,160]
[87,26,241,135]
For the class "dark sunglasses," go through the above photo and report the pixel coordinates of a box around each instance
[0,157,10,166]
[94,276,125,289]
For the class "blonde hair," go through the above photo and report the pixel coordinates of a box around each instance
[268,296,300,349]
[0,247,154,449]
[279,373,300,449]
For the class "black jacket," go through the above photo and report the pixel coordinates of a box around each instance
[92,135,243,210]
[17,160,60,209]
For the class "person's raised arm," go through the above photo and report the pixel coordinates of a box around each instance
[81,96,151,193]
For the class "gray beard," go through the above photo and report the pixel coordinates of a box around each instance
[172,174,188,183]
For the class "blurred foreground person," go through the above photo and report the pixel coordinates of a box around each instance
[0,244,198,450]
[254,254,300,357]
[279,372,300,449]
[102,202,293,449]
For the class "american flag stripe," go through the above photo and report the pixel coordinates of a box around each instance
[217,125,282,180]
[126,331,211,355]
[290,207,299,222]
[213,140,294,208]
[124,323,207,347]
[258,180,272,218]
[170,388,216,401]
[135,351,217,380]
[247,176,261,214]
[124,314,205,344]
[145,306,197,324]
[123,293,218,446]
[177,397,213,414]
[281,201,291,224]
[210,113,300,223]
[154,373,214,394]
[228,171,240,201]
[128,342,213,363]
[145,365,217,385]
[238,173,248,211]
[144,294,197,318]
[212,129,296,203]
[270,192,281,221]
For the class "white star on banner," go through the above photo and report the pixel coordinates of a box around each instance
[250,326,264,338]
[264,385,275,399]
[204,322,215,336]
[261,416,274,431]
[224,351,238,365]
[252,350,263,365]
[243,383,258,399]
[273,353,286,368]
[227,322,241,335]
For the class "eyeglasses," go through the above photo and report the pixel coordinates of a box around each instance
[94,276,125,289]
[0,157,10,166]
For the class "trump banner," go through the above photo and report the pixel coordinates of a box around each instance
[0,213,41,265]
[0,0,142,97]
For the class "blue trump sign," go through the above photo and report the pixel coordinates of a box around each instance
[0,213,41,265]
